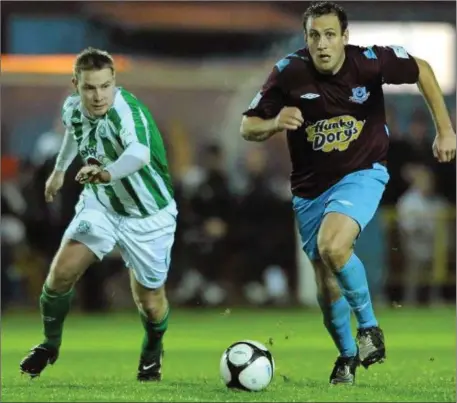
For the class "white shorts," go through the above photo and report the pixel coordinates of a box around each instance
[63,195,178,289]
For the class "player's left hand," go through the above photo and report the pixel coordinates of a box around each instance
[432,131,456,163]
[75,165,111,184]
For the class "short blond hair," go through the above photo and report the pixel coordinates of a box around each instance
[73,47,115,78]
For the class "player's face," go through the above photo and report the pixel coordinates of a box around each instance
[305,13,348,75]
[75,68,116,117]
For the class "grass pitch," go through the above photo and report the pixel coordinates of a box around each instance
[1,306,455,402]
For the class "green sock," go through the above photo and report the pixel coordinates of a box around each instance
[39,284,75,349]
[140,308,169,359]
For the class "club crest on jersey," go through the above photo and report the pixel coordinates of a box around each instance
[76,220,91,234]
[349,87,370,104]
[305,115,365,152]
[97,124,107,138]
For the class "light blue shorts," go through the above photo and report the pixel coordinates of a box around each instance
[292,163,389,261]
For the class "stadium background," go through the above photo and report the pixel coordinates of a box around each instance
[1,1,455,312]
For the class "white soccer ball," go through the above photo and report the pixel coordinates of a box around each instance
[220,340,275,392]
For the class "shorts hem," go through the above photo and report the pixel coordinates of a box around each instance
[63,234,105,261]
[322,209,364,233]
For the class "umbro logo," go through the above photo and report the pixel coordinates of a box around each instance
[300,93,320,100]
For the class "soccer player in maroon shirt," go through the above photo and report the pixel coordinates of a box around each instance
[241,1,456,385]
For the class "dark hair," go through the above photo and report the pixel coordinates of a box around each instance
[73,47,115,78]
[302,1,348,34]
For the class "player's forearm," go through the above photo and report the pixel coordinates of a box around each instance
[240,116,280,142]
[104,142,150,181]
[416,57,454,135]
[54,130,78,173]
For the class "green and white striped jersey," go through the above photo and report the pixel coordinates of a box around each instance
[62,87,174,218]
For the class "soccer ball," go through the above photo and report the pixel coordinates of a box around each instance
[220,340,275,392]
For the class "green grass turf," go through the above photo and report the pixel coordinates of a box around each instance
[1,306,455,402]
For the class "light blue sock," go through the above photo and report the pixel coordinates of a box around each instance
[318,296,357,357]
[335,253,378,329]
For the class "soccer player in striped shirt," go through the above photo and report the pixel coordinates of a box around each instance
[20,48,176,381]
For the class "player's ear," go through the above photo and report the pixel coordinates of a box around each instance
[71,76,79,93]
[343,29,349,45]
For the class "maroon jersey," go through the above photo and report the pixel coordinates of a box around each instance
[243,44,419,198]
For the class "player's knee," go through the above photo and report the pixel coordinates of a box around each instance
[47,261,80,293]
[317,235,350,271]
[138,302,163,321]
[134,287,168,321]
[46,241,95,293]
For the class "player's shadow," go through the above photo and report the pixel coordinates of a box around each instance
[22,382,88,389]
[276,376,374,390]
[163,380,257,395]
[163,380,207,388]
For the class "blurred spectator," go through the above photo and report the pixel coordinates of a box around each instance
[173,143,234,305]
[403,107,456,204]
[1,156,28,309]
[383,105,416,205]
[406,109,435,164]
[24,150,82,263]
[433,108,456,204]
[388,108,436,183]
[2,123,10,155]
[1,214,27,310]
[385,106,455,203]
[396,164,450,305]
[227,146,296,305]
[31,116,64,168]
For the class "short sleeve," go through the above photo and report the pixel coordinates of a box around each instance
[242,65,286,119]
[368,45,419,85]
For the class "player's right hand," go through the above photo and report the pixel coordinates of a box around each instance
[44,171,65,203]
[274,107,304,131]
